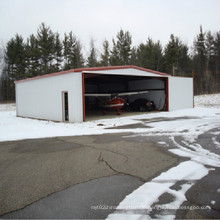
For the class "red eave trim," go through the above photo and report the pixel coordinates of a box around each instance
[14,69,76,84]
[14,65,170,84]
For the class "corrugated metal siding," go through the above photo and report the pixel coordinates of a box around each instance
[16,72,83,123]
[169,77,193,110]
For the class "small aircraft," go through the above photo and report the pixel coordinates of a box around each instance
[85,91,148,115]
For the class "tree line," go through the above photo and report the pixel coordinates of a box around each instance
[0,23,219,101]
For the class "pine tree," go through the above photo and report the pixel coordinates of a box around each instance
[53,32,63,72]
[25,34,41,77]
[204,31,216,92]
[177,43,191,76]
[37,23,55,74]
[100,40,110,66]
[74,40,84,68]
[214,32,220,92]
[130,47,138,66]
[164,34,191,76]
[0,45,7,101]
[154,41,164,71]
[164,34,179,75]
[118,29,132,65]
[4,34,26,100]
[192,26,207,94]
[63,32,84,70]
[110,29,132,65]
[110,39,120,65]
[87,39,98,67]
[136,38,163,71]
[136,43,147,67]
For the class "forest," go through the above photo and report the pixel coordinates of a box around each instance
[0,23,219,101]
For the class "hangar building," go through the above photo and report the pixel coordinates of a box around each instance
[15,65,194,123]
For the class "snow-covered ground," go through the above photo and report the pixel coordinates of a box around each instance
[0,94,220,219]
[195,93,220,108]
[107,95,220,220]
[0,94,220,142]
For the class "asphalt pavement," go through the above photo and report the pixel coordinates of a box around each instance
[1,123,219,219]
[2,175,143,219]
[0,133,178,218]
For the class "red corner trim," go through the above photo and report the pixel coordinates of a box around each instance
[82,73,85,122]
[165,77,169,111]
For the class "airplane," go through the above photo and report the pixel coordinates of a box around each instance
[85,91,148,115]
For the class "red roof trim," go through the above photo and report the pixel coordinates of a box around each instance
[14,65,170,84]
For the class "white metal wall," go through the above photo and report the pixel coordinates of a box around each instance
[16,72,83,122]
[168,77,193,111]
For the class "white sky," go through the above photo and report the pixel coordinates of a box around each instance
[0,0,220,53]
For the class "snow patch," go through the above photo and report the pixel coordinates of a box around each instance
[212,136,220,148]
[195,93,220,108]
[107,161,210,220]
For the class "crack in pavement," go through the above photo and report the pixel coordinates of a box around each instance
[0,134,178,216]
[97,152,146,182]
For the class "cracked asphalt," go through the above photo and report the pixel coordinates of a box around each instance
[1,119,219,219]
[0,133,179,218]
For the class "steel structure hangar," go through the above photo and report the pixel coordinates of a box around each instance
[15,65,194,123]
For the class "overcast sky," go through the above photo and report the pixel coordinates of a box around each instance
[0,0,220,54]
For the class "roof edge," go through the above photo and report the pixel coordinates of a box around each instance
[15,65,170,84]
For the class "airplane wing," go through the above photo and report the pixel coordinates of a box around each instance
[85,91,148,97]
[117,91,148,96]
[85,93,111,97]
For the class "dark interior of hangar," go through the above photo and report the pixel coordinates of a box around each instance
[84,73,167,117]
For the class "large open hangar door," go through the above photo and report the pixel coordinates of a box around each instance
[83,73,168,121]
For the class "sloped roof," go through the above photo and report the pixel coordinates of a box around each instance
[15,65,170,84]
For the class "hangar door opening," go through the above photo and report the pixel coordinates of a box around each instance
[83,73,168,121]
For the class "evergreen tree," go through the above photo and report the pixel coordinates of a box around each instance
[63,32,84,70]
[192,26,207,94]
[53,32,63,72]
[164,34,191,76]
[4,34,26,100]
[63,33,70,69]
[130,47,138,66]
[214,32,220,92]
[87,39,98,67]
[145,38,156,69]
[74,40,84,68]
[177,43,191,76]
[136,43,147,67]
[110,39,120,65]
[0,45,4,76]
[118,29,132,65]
[25,34,40,77]
[0,45,7,101]
[154,41,164,71]
[110,29,132,65]
[100,40,110,66]
[37,23,55,74]
[164,34,179,75]
[136,38,163,71]
[1,22,220,102]
[204,31,216,92]
[0,67,9,101]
